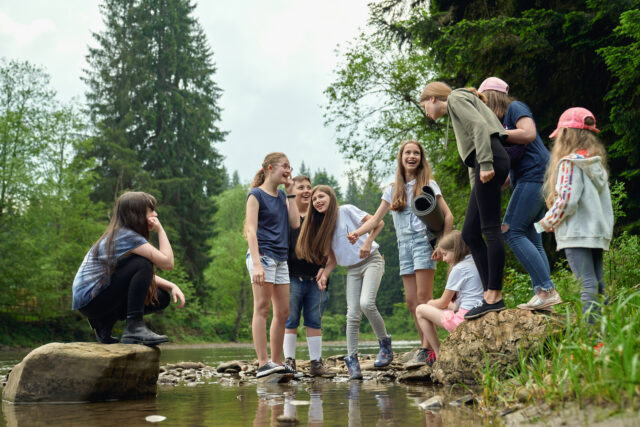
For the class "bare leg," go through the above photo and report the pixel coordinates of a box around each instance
[415,303,446,357]
[402,274,424,344]
[270,284,290,365]
[252,282,274,367]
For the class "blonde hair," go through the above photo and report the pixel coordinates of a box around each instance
[420,81,452,102]
[436,230,470,265]
[420,81,486,104]
[251,152,287,188]
[482,90,514,121]
[543,120,608,207]
[391,141,433,211]
[295,185,339,265]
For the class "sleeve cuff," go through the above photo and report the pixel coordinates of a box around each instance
[479,162,493,171]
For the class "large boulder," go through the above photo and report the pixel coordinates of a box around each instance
[2,342,160,403]
[432,309,563,385]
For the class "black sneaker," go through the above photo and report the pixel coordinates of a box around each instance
[281,361,303,378]
[464,299,505,320]
[256,361,285,378]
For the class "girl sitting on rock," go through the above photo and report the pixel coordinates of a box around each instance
[72,191,185,346]
[414,231,484,363]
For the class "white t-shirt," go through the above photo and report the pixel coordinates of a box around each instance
[445,255,484,311]
[332,204,380,267]
[381,179,442,232]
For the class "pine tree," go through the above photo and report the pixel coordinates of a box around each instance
[84,0,227,282]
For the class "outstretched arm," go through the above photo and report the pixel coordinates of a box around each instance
[348,200,389,244]
[359,213,384,259]
[155,275,185,308]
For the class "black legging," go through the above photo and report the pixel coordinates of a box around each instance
[79,254,170,322]
[462,135,510,292]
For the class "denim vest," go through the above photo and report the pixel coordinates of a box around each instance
[392,205,435,244]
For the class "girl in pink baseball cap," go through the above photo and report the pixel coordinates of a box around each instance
[537,108,612,323]
[479,77,562,311]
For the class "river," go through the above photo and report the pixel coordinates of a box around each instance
[0,342,495,426]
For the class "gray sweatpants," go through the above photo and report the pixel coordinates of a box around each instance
[345,250,388,356]
[565,247,605,322]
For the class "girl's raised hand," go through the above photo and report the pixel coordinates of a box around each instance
[284,176,295,195]
[148,216,162,232]
[347,231,359,244]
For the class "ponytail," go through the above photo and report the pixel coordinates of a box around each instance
[464,87,487,103]
[251,169,266,188]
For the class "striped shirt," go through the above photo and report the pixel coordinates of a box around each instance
[541,150,587,229]
[72,228,148,310]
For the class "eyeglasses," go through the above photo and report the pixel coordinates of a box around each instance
[273,163,293,172]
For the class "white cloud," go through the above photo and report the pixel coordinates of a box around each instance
[0,12,56,45]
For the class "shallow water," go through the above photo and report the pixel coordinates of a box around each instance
[0,342,496,426]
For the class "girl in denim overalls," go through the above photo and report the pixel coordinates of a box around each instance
[348,141,453,364]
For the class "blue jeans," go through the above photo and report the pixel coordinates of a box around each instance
[565,247,605,322]
[285,275,328,330]
[503,181,555,294]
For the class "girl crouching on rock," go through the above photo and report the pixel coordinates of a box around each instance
[296,185,391,380]
[72,191,185,346]
[415,231,484,363]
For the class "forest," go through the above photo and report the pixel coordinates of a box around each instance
[1,0,640,349]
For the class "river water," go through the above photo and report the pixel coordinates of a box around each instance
[0,342,496,426]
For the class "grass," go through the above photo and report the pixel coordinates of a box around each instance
[480,256,640,412]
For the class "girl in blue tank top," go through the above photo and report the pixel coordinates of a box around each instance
[245,152,300,378]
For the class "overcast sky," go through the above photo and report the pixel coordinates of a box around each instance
[0,0,371,189]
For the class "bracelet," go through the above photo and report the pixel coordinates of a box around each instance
[286,194,296,199]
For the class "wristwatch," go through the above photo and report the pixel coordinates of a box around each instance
[286,194,296,199]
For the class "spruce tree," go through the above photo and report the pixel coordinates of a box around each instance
[84,0,227,282]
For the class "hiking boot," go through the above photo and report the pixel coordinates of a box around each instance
[121,318,168,346]
[309,358,336,378]
[374,335,393,367]
[464,299,505,320]
[88,318,119,344]
[344,353,363,380]
[256,361,285,378]
[517,292,563,311]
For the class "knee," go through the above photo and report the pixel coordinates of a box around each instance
[275,307,289,322]
[405,298,418,314]
[130,255,154,279]
[360,300,377,315]
[254,301,271,319]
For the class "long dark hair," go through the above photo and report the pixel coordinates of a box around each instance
[91,191,157,302]
[295,185,339,265]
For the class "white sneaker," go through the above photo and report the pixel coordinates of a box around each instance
[518,292,562,310]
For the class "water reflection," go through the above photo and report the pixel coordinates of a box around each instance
[0,346,492,426]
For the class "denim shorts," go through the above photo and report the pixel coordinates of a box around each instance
[285,275,328,330]
[246,252,290,285]
[397,230,437,275]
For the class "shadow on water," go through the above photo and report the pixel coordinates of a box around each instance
[0,344,497,426]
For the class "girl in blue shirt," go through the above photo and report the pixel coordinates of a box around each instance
[72,191,185,346]
[245,152,300,378]
[478,77,562,310]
